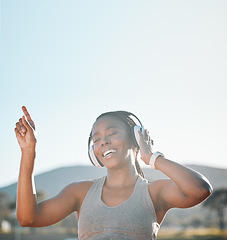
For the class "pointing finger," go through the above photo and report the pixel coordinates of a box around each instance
[22,106,35,130]
[22,115,31,130]
[22,106,33,122]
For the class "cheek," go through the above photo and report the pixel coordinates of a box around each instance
[121,135,132,149]
[93,144,100,156]
[117,132,129,143]
[118,138,131,153]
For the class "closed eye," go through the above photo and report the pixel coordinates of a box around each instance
[93,132,117,143]
[93,138,100,143]
[109,132,117,136]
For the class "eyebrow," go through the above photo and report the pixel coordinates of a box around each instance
[92,126,118,138]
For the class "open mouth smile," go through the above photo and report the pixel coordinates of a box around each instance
[102,149,117,158]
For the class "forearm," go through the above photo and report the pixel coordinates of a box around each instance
[17,148,38,226]
[155,156,212,199]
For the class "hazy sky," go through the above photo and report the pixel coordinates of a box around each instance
[1,0,227,187]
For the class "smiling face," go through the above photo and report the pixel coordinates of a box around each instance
[91,115,134,169]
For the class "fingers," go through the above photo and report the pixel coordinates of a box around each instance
[138,129,154,145]
[15,118,27,137]
[15,114,34,138]
[22,106,32,121]
[22,106,35,130]
[145,129,154,145]
[14,127,22,138]
[144,129,149,141]
[22,115,34,132]
[19,118,27,133]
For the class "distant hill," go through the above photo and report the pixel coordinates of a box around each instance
[0,164,226,201]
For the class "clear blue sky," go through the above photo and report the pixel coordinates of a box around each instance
[1,0,227,187]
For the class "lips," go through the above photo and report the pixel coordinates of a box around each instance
[102,149,117,158]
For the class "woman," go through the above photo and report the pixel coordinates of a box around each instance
[15,106,212,240]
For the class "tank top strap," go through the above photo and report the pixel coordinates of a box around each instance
[80,176,105,212]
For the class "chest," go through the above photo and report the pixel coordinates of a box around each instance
[101,185,135,207]
[78,179,159,239]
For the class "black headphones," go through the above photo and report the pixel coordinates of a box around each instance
[88,111,145,167]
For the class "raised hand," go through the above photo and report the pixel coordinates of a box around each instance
[15,106,37,151]
[138,129,153,165]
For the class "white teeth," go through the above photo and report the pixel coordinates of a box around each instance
[103,149,116,157]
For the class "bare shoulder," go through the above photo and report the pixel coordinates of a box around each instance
[58,180,95,212]
[64,180,95,197]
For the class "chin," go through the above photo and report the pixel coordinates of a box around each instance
[105,158,130,170]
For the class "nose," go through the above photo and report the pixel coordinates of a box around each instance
[101,136,111,146]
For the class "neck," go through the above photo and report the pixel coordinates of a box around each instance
[106,163,138,187]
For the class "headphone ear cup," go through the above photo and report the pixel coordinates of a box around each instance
[134,125,144,148]
[89,145,104,168]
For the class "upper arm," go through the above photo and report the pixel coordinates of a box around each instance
[151,179,207,211]
[149,179,198,212]
[29,181,93,227]
[159,180,191,209]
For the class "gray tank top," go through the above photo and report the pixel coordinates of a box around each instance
[78,176,160,240]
